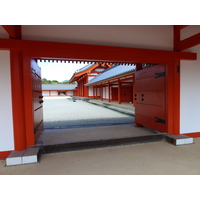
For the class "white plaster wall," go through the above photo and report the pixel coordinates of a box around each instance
[50,91,58,96]
[0,50,15,151]
[22,25,173,50]
[97,88,100,96]
[103,87,108,99]
[0,26,9,38]
[42,91,49,96]
[66,91,73,96]
[180,45,200,134]
[88,86,93,96]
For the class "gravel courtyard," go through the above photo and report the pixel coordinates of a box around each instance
[43,96,134,129]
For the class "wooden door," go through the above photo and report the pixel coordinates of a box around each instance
[31,59,44,142]
[135,64,166,132]
[112,87,118,101]
[121,85,133,102]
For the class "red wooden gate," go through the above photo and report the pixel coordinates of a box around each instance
[135,64,166,132]
[31,60,44,142]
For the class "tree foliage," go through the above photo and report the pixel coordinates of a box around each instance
[42,78,76,84]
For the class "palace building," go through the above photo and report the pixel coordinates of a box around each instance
[0,25,199,159]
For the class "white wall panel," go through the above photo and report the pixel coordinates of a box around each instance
[89,86,93,96]
[42,91,49,96]
[22,25,173,50]
[50,91,58,96]
[0,50,15,151]
[180,45,200,134]
[103,87,108,99]
[66,91,73,96]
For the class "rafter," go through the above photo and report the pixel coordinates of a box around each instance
[2,25,21,39]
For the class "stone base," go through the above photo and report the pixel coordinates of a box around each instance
[6,148,40,166]
[165,134,193,146]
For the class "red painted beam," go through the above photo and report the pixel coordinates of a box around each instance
[173,26,180,51]
[175,25,188,30]
[2,25,21,39]
[179,32,200,51]
[0,38,196,62]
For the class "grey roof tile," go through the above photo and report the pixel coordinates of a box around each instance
[42,84,77,90]
[74,63,94,73]
[86,64,135,85]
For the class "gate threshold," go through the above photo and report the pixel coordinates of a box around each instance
[32,133,166,154]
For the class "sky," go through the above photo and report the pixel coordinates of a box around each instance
[37,61,86,82]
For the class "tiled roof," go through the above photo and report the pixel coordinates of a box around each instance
[42,84,77,90]
[74,63,94,73]
[85,64,135,85]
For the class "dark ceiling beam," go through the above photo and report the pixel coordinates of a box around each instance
[175,25,188,30]
[2,25,22,39]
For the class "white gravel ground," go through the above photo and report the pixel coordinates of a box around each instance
[43,96,134,128]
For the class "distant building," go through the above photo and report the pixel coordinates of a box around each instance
[42,84,77,96]
[69,63,112,97]
[85,64,135,104]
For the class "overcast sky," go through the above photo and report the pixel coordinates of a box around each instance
[37,61,86,82]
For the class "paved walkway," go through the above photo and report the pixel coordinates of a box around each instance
[1,138,200,175]
[43,96,134,129]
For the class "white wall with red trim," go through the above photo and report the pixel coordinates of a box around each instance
[180,44,200,134]
[0,50,15,151]
[66,91,74,96]
[88,86,93,97]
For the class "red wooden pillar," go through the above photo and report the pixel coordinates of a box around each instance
[80,80,83,97]
[83,78,85,97]
[118,81,121,104]
[166,61,180,135]
[93,86,95,99]
[84,76,88,97]
[11,50,27,150]
[101,84,103,101]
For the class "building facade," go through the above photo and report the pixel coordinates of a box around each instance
[42,84,77,96]
[0,25,199,159]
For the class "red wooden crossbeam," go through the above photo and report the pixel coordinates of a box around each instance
[2,25,21,39]
[0,38,196,63]
[179,32,200,51]
[174,25,200,51]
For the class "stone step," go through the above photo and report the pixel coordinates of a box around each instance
[165,134,193,146]
[34,133,166,154]
[6,148,40,166]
